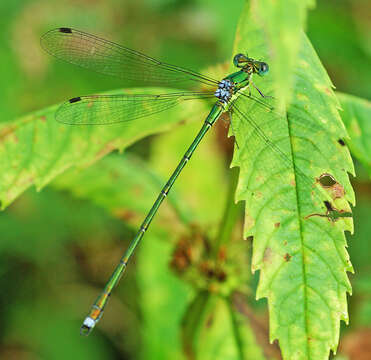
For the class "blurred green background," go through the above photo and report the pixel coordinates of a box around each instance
[0,0,370,359]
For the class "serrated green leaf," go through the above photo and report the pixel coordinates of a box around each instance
[231,2,355,359]
[0,88,205,209]
[337,92,371,175]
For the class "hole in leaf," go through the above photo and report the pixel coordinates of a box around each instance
[318,173,337,187]
[59,27,73,34]
[338,139,345,146]
[69,97,81,103]
[324,200,333,212]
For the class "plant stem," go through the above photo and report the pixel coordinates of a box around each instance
[214,166,243,257]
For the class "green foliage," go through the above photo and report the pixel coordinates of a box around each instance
[1,0,370,360]
[182,293,266,360]
[9,303,112,360]
[53,153,192,225]
[150,116,228,226]
[348,197,371,328]
[307,1,371,100]
[137,231,192,360]
[337,93,371,175]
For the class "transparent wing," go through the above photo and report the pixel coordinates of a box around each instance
[56,92,214,125]
[41,27,218,88]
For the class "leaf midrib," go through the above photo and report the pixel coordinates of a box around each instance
[286,109,310,358]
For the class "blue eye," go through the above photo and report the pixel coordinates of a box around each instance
[259,62,269,75]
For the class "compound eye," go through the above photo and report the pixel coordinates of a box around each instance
[233,53,248,67]
[259,62,269,75]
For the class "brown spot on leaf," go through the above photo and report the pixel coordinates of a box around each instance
[263,247,273,264]
[40,115,46,122]
[317,173,346,200]
[113,209,137,222]
[332,183,345,199]
[206,314,214,328]
[178,118,187,126]
[284,253,292,262]
[254,191,263,199]
[274,222,280,228]
[244,214,255,230]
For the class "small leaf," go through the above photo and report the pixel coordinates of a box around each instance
[337,92,371,175]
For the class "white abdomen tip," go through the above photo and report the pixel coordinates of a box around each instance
[83,317,96,328]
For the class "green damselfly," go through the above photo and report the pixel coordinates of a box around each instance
[41,27,338,336]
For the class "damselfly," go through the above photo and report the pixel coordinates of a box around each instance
[41,27,337,336]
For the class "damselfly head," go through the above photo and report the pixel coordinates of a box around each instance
[233,53,269,76]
